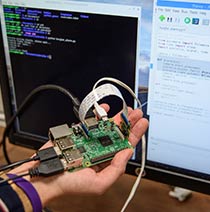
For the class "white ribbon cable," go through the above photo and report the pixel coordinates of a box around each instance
[79,83,128,122]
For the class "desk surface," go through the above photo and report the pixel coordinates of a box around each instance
[1,128,210,212]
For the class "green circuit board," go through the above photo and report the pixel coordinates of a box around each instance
[49,117,132,172]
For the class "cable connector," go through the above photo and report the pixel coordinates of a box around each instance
[29,158,65,177]
[94,102,108,120]
[36,147,61,162]
[85,108,96,119]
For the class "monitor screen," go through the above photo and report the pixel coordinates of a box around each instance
[1,0,210,194]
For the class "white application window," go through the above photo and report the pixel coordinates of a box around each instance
[148,0,210,174]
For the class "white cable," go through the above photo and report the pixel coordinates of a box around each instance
[79,83,128,122]
[121,134,146,212]
[93,77,142,109]
[141,101,148,108]
[93,77,147,212]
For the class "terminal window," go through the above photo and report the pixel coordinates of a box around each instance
[1,2,140,137]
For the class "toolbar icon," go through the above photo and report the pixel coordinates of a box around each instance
[167,17,173,23]
[184,17,191,24]
[202,19,209,26]
[192,18,199,25]
[159,15,166,22]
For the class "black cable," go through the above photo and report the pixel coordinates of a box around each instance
[0,84,80,165]
[0,156,38,172]
[0,172,30,185]
[0,157,65,186]
[0,146,60,172]
[29,158,65,177]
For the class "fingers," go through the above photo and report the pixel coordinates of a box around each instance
[129,117,149,147]
[113,107,144,126]
[128,108,143,128]
[99,103,110,113]
[113,107,133,125]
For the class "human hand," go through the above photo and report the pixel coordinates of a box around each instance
[10,104,148,206]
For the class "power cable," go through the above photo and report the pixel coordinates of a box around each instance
[0,84,80,164]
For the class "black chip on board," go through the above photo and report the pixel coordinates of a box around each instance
[78,146,86,153]
[98,135,113,147]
